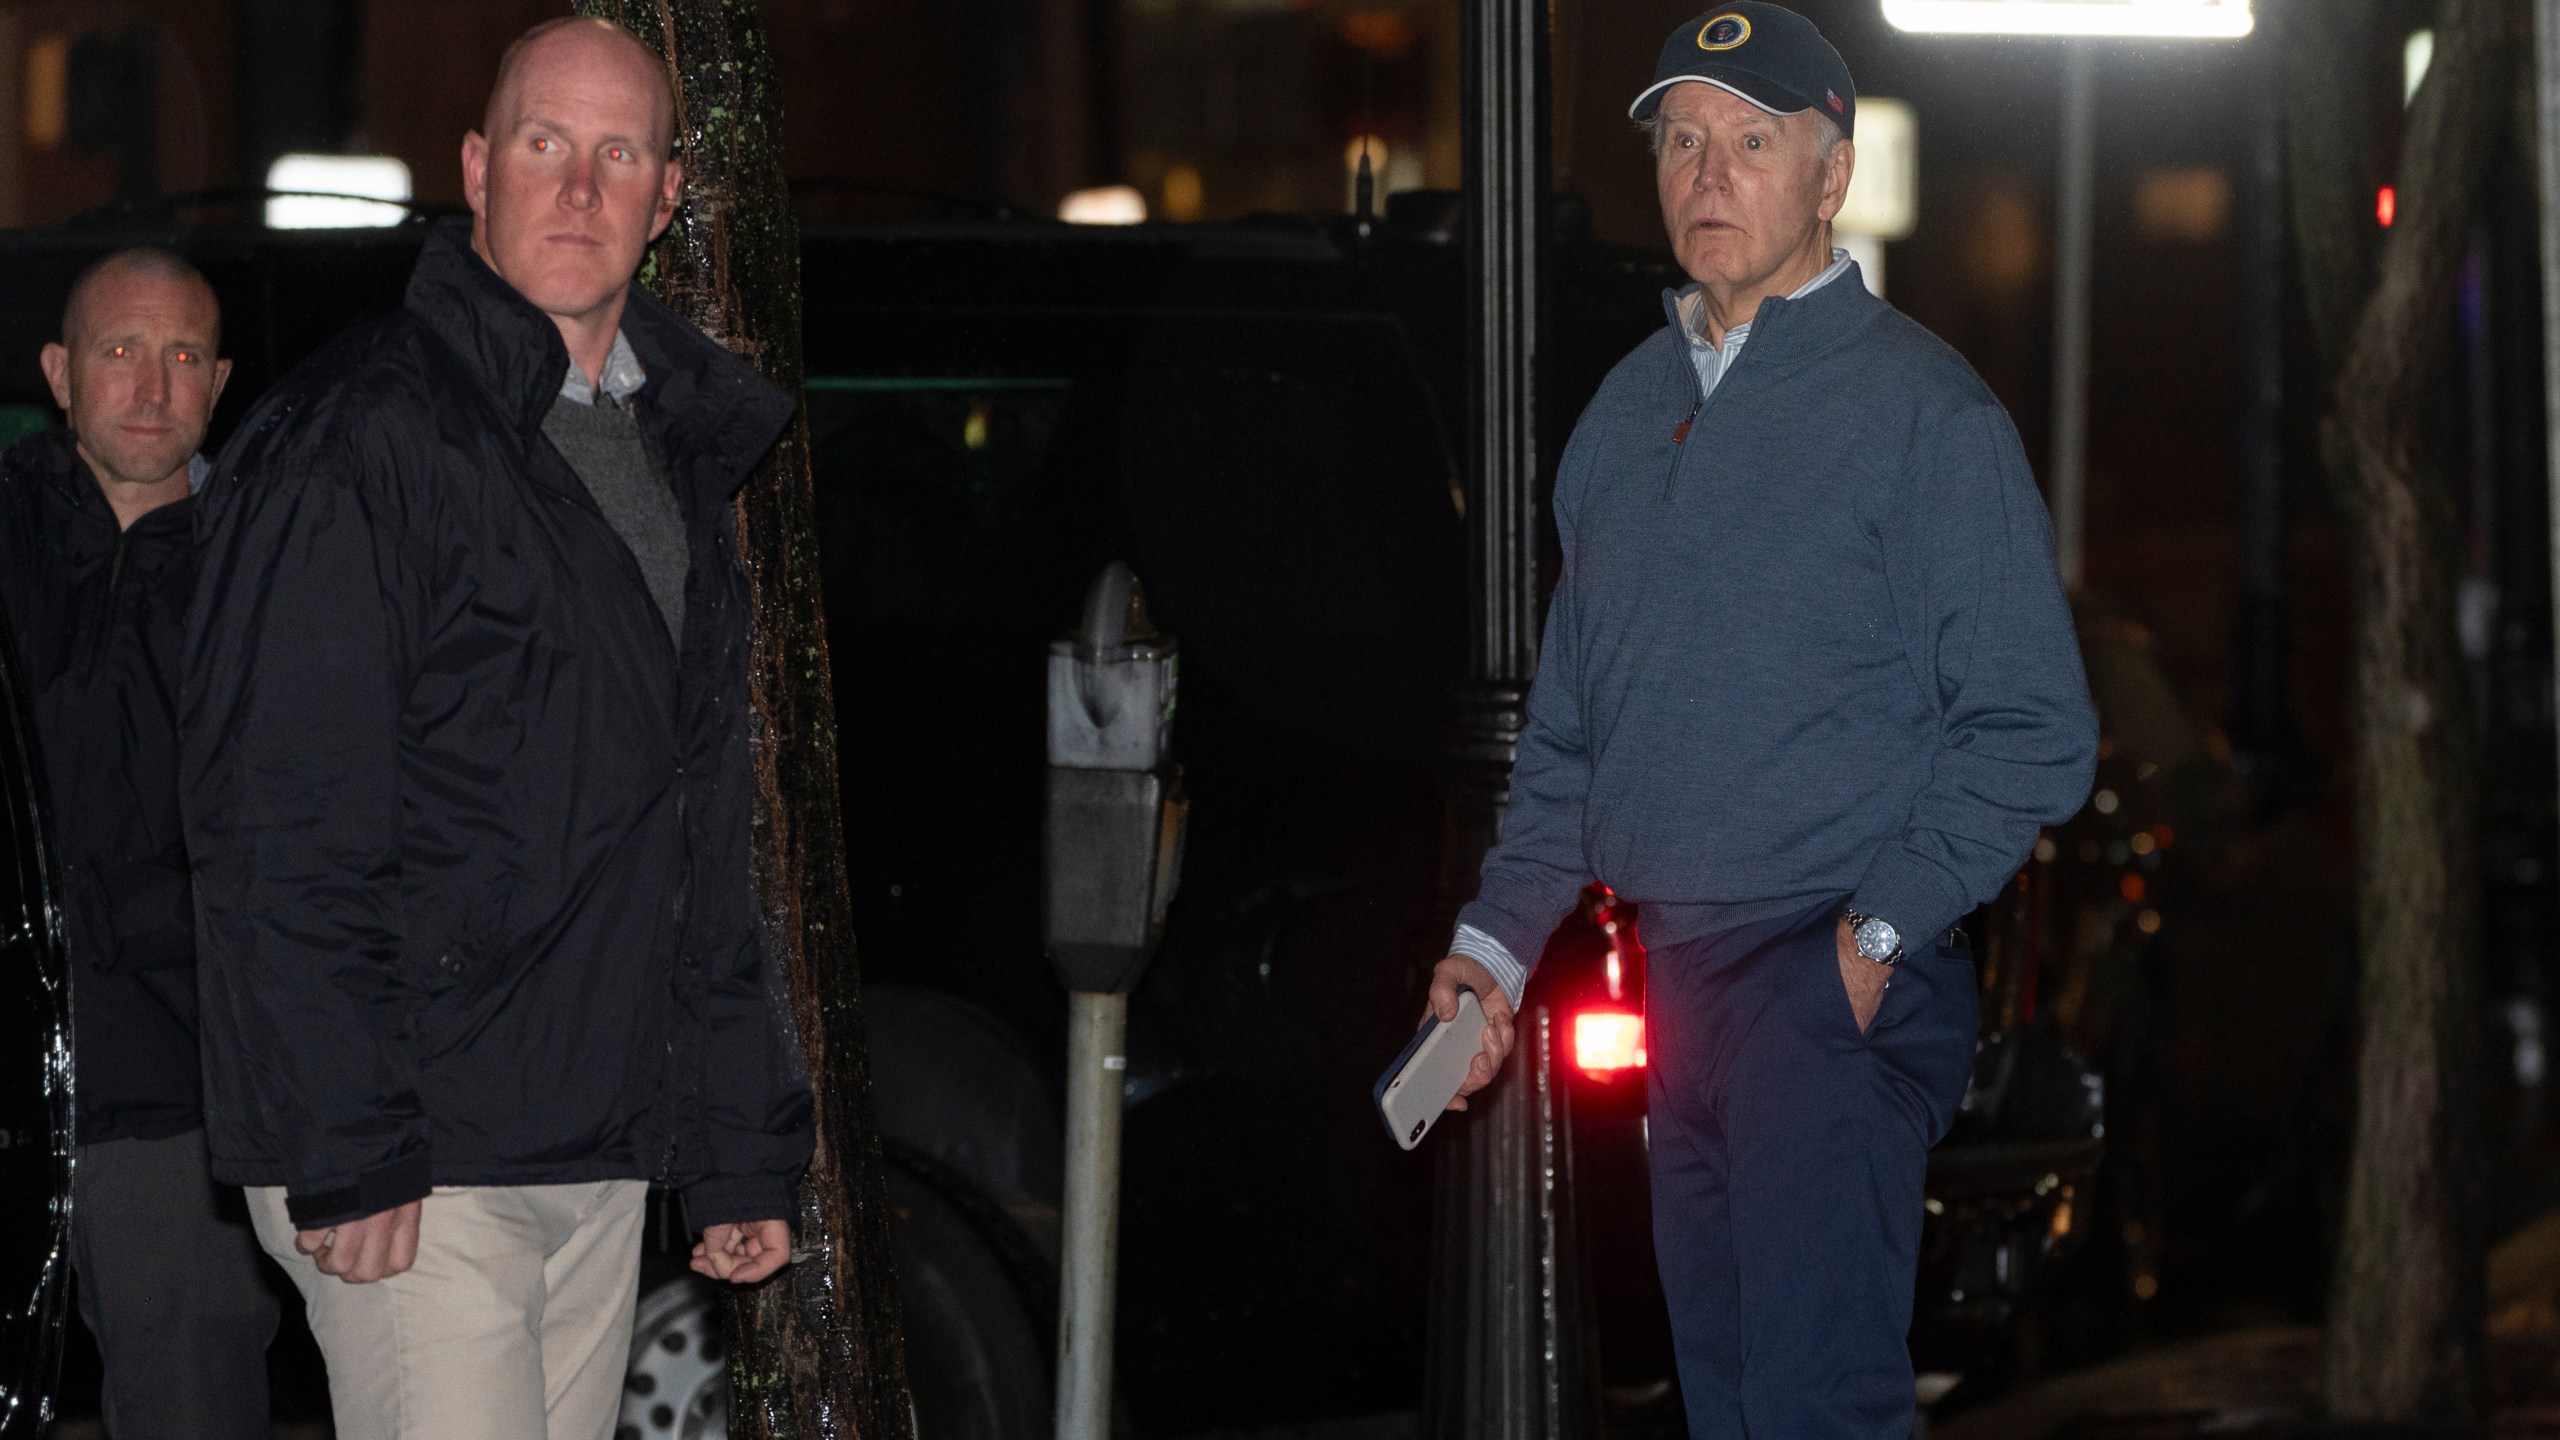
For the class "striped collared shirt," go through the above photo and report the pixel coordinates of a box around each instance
[1680,247,1855,400]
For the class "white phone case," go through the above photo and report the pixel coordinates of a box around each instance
[1375,989,1488,1151]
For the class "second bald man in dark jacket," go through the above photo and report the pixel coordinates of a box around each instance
[4,249,278,1440]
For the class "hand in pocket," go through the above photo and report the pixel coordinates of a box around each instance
[1833,916,1889,1034]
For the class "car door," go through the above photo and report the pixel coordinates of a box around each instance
[0,602,75,1434]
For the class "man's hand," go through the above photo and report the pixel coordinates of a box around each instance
[1835,916,1890,1034]
[297,1199,422,1285]
[1424,954,1518,1112]
[692,1220,792,1284]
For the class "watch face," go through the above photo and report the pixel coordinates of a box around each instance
[1855,917,1899,961]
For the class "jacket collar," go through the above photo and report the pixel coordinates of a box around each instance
[1657,260,1881,384]
[615,281,796,506]
[403,218,795,504]
[4,426,192,556]
[404,220,576,437]
[12,427,106,522]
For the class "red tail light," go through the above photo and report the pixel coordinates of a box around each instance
[1574,1008,1646,1075]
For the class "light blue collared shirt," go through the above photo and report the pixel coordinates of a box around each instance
[560,330,647,408]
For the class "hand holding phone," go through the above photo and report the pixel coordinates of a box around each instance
[1375,988,1487,1150]
[1374,954,1519,1150]
[1427,952,1517,1112]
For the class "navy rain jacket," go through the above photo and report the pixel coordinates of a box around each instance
[183,220,814,1230]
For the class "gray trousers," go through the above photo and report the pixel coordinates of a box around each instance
[71,1129,280,1440]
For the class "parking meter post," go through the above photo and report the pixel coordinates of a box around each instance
[1057,991,1128,1440]
[1045,563,1183,1440]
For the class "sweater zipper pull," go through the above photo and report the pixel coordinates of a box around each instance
[1664,394,1704,495]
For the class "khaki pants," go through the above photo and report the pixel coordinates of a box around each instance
[248,1180,648,1440]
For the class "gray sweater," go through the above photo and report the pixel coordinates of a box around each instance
[542,391,688,646]
[1454,266,2097,998]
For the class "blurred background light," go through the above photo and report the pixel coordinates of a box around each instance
[2133,167,2233,244]
[1836,98,1917,242]
[1161,164,1205,224]
[1058,184,1148,225]
[264,153,410,229]
[2404,29,2435,106]
[22,35,68,151]
[1342,136,1424,212]
[1835,97,1917,295]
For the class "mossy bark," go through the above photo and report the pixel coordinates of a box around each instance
[570,2,915,1433]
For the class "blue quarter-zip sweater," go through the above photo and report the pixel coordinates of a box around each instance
[1454,265,2097,1000]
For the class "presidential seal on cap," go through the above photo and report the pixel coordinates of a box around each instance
[1629,3,1858,140]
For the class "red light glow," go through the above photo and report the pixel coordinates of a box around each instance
[2377,186,2396,228]
[1575,1009,1646,1075]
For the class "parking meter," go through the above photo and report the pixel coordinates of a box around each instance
[1045,562,1184,1440]
[1044,561,1184,995]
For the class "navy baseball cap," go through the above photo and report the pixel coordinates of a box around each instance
[1628,4,1858,140]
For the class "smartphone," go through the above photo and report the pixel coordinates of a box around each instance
[1374,988,1488,1151]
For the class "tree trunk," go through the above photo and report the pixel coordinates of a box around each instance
[570,3,916,1434]
[2283,0,2516,1419]
[2280,0,2379,380]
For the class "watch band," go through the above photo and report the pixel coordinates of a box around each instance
[1843,908,1904,965]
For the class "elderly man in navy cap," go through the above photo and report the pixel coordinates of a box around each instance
[1421,5,2097,1435]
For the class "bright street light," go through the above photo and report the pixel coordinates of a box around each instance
[1883,0,2252,38]
[1880,0,2251,590]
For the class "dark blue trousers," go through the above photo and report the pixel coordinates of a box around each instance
[1645,898,1977,1440]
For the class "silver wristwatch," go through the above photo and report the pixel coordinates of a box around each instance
[1844,909,1903,966]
